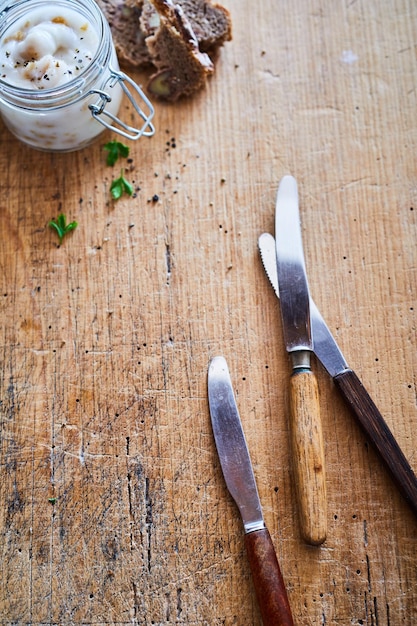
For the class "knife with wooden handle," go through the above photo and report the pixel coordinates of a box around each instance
[208,356,294,626]
[274,175,327,546]
[259,231,417,518]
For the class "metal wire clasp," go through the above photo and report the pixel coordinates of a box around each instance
[88,68,155,140]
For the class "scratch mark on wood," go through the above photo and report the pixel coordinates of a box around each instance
[373,595,379,624]
[127,462,137,553]
[165,591,171,621]
[132,581,139,619]
[363,519,368,547]
[145,476,152,572]
[165,243,172,285]
[177,587,183,620]
[366,554,372,592]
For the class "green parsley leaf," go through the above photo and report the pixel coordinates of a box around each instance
[48,214,78,245]
[110,169,134,200]
[104,140,130,166]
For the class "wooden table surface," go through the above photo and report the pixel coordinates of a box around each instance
[1,0,416,624]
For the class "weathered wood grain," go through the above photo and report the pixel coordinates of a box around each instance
[1,0,416,624]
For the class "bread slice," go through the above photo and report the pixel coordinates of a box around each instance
[141,0,231,53]
[176,0,231,52]
[95,0,152,68]
[96,0,232,101]
[143,0,215,101]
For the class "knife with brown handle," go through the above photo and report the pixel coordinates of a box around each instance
[275,176,327,546]
[259,231,417,518]
[208,356,294,626]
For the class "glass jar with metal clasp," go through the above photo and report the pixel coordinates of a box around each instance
[0,0,155,151]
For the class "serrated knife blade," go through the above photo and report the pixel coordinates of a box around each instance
[208,356,294,626]
[258,232,348,377]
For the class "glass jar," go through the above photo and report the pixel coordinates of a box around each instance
[0,0,155,151]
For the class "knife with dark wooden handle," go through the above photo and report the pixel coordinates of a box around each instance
[259,231,417,518]
[245,528,294,626]
[333,369,417,515]
[208,356,294,626]
[275,175,327,545]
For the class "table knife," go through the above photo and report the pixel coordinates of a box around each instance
[259,231,417,518]
[208,356,294,626]
[275,175,327,545]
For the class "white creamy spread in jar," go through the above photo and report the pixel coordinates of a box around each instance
[0,3,125,151]
[0,8,99,89]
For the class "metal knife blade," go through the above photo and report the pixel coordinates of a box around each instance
[275,175,312,353]
[258,232,348,377]
[259,232,417,518]
[208,356,294,626]
[208,356,263,533]
[274,176,327,545]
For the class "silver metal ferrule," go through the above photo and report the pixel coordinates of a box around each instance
[244,519,266,534]
[290,349,311,370]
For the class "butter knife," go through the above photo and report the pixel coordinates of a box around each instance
[259,231,417,518]
[208,356,294,626]
[275,175,327,545]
